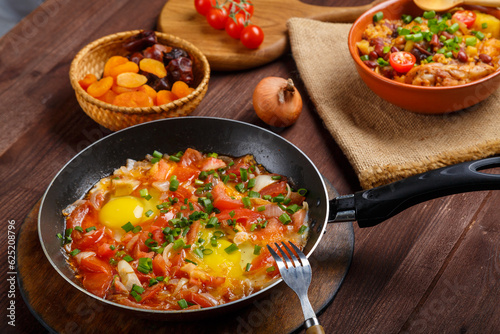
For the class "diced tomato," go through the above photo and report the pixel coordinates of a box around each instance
[96,243,117,260]
[139,283,163,303]
[173,185,193,200]
[186,221,201,245]
[226,161,251,179]
[217,208,261,228]
[248,249,275,273]
[198,157,226,171]
[259,181,287,197]
[179,290,218,308]
[152,211,175,228]
[152,254,169,277]
[73,227,106,250]
[150,227,166,245]
[180,148,203,167]
[251,218,284,242]
[452,10,476,28]
[291,209,307,232]
[212,183,244,210]
[173,166,199,182]
[66,201,91,229]
[288,191,305,205]
[150,159,170,181]
[82,272,113,298]
[80,255,112,274]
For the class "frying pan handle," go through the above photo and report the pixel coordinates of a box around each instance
[329,157,500,228]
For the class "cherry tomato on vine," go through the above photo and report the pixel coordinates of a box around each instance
[229,0,254,17]
[225,14,246,39]
[240,24,264,49]
[389,51,416,73]
[194,0,216,16]
[206,7,229,30]
[452,10,476,28]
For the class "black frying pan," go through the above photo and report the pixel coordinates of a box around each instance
[38,117,500,320]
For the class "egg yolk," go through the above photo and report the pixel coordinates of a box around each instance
[99,196,144,229]
[198,231,243,279]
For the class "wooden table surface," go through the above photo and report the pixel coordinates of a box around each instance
[1,0,499,333]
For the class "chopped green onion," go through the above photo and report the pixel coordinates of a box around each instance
[254,245,262,255]
[398,28,411,36]
[132,284,145,294]
[286,204,301,214]
[250,224,257,232]
[121,222,134,232]
[153,150,162,159]
[482,22,488,29]
[279,213,292,225]
[149,278,159,286]
[414,16,423,24]
[444,51,453,58]
[173,239,185,250]
[298,188,307,196]
[273,194,285,203]
[360,55,369,61]
[69,249,80,256]
[401,14,412,24]
[247,178,256,188]
[466,36,477,46]
[476,31,485,40]
[257,206,266,212]
[185,259,197,265]
[266,266,276,272]
[245,263,252,272]
[447,23,459,34]
[242,197,251,208]
[145,210,154,217]
[206,217,218,228]
[224,243,239,254]
[193,248,204,259]
[109,258,118,266]
[169,155,180,162]
[298,225,308,234]
[240,168,248,182]
[235,183,246,193]
[74,226,84,233]
[210,236,218,247]
[123,255,134,262]
[229,210,235,218]
[202,248,213,255]
[423,10,435,19]
[130,291,142,302]
[169,175,179,191]
[248,190,260,198]
[110,245,116,250]
[132,225,142,233]
[373,11,383,22]
[137,257,153,274]
[178,299,189,309]
[213,231,225,238]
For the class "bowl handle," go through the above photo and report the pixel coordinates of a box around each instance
[329,157,500,227]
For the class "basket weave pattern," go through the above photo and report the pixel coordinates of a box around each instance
[69,31,210,131]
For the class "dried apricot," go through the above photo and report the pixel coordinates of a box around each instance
[156,90,178,105]
[111,84,139,95]
[113,91,154,108]
[171,81,192,98]
[103,56,128,77]
[98,90,118,104]
[139,58,167,78]
[139,84,157,103]
[87,77,114,98]
[108,61,139,77]
[116,72,148,88]
[79,74,97,90]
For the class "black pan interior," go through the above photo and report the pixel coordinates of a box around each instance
[38,117,329,316]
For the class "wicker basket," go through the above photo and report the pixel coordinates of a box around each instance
[69,30,210,131]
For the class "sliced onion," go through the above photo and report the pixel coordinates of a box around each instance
[173,277,188,296]
[162,243,174,263]
[62,199,86,216]
[152,180,170,192]
[73,251,95,264]
[200,293,219,306]
[233,232,249,245]
[126,159,136,170]
[251,175,278,192]
[261,204,284,219]
[125,234,140,252]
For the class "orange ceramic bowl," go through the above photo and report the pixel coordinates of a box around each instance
[348,0,500,114]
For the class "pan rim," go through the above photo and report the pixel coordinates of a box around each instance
[37,116,330,316]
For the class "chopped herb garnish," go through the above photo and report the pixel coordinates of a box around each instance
[123,255,134,262]
[245,263,252,272]
[266,266,276,272]
[69,249,80,256]
[254,245,262,255]
[185,259,197,265]
[145,210,154,217]
[169,175,179,191]
[224,243,239,254]
[242,197,251,208]
[373,11,383,22]
[173,238,185,250]
[121,222,134,233]
[279,213,292,225]
[298,225,309,235]
[74,226,84,233]
[178,299,188,309]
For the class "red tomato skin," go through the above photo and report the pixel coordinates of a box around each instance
[389,51,416,73]
[453,10,476,28]
[206,7,229,30]
[240,24,264,49]
[212,183,244,210]
[225,14,246,39]
[194,0,216,16]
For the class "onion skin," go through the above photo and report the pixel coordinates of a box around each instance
[253,77,303,127]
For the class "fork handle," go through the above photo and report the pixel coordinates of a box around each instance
[306,324,325,334]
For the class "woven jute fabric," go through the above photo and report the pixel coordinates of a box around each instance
[288,18,500,189]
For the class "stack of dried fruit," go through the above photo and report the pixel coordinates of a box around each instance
[79,31,195,108]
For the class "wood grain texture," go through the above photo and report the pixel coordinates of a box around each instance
[157,0,384,71]
[1,0,499,333]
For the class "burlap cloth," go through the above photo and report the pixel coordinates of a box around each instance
[287,18,500,189]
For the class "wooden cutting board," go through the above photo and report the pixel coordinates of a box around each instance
[157,0,383,71]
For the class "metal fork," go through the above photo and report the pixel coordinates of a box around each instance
[267,242,325,334]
